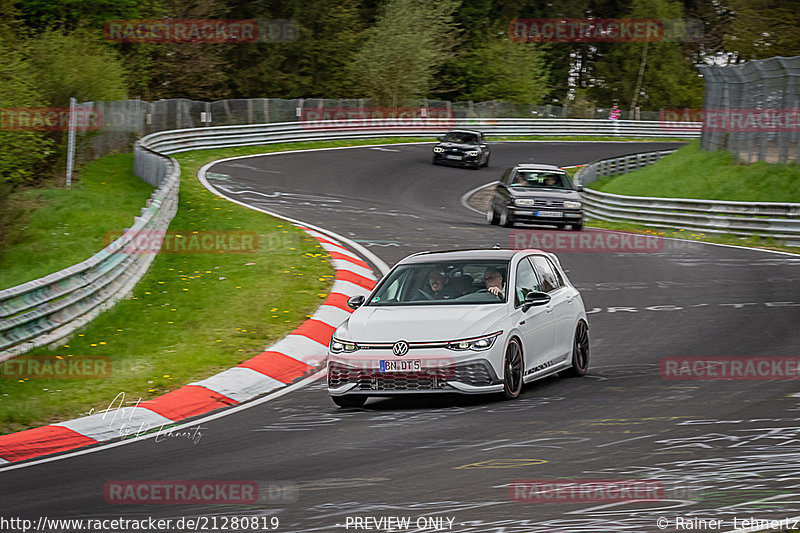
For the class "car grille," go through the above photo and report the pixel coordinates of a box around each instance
[328,362,495,391]
[531,198,565,208]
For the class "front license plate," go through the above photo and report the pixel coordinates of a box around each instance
[445,155,462,160]
[536,211,563,217]
[380,360,422,372]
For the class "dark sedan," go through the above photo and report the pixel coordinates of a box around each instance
[487,164,584,230]
[432,130,490,169]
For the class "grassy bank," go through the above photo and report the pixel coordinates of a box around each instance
[0,146,339,434]
[589,141,800,202]
[0,154,154,289]
[578,141,800,253]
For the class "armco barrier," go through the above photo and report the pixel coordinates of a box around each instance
[140,118,701,155]
[0,147,179,361]
[0,118,699,361]
[575,151,800,243]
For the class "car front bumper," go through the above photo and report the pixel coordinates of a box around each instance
[433,153,481,167]
[327,352,503,396]
[509,207,583,225]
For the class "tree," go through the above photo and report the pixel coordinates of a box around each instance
[0,36,54,186]
[27,29,129,106]
[225,0,367,98]
[722,0,800,61]
[14,0,144,33]
[348,0,461,107]
[588,0,705,111]
[457,35,550,105]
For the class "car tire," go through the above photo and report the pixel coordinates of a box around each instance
[571,221,583,231]
[502,337,524,400]
[482,154,490,168]
[500,207,514,227]
[487,207,500,225]
[560,321,589,378]
[555,223,567,230]
[330,395,368,408]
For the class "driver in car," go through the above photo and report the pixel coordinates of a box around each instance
[483,267,505,299]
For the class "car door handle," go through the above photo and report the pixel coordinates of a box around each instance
[566,295,574,303]
[545,305,553,313]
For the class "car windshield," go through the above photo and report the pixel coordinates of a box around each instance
[442,132,478,144]
[367,260,509,306]
[510,170,574,190]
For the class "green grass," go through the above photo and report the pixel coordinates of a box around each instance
[584,218,799,255]
[0,154,154,289]
[0,148,336,434]
[589,140,800,202]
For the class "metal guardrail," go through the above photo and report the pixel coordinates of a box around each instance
[0,118,699,360]
[0,147,179,361]
[141,118,701,155]
[575,151,800,243]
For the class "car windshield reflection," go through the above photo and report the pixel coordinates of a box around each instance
[367,261,509,305]
[443,133,478,144]
[510,170,574,190]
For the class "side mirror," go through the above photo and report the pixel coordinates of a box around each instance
[522,291,550,312]
[576,185,584,192]
[347,295,366,309]
[480,144,487,148]
[437,136,443,142]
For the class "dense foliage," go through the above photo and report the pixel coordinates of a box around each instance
[1,0,798,186]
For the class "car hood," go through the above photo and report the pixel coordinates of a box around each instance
[510,188,580,200]
[337,304,507,342]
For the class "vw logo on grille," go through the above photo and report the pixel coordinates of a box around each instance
[546,200,552,206]
[392,340,409,356]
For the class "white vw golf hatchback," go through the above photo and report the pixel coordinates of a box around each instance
[327,249,589,407]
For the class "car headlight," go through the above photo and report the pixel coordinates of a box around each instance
[330,337,359,353]
[433,147,444,153]
[514,198,536,207]
[563,201,582,209]
[465,151,479,157]
[446,331,503,352]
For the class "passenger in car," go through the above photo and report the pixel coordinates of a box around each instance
[544,175,561,187]
[425,268,459,299]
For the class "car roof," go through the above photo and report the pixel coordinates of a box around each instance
[512,163,564,171]
[399,249,545,264]
[444,129,482,135]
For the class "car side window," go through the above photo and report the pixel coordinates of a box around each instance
[514,258,541,307]
[530,255,559,293]
[545,257,565,288]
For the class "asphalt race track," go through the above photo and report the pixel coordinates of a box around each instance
[2,141,800,533]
